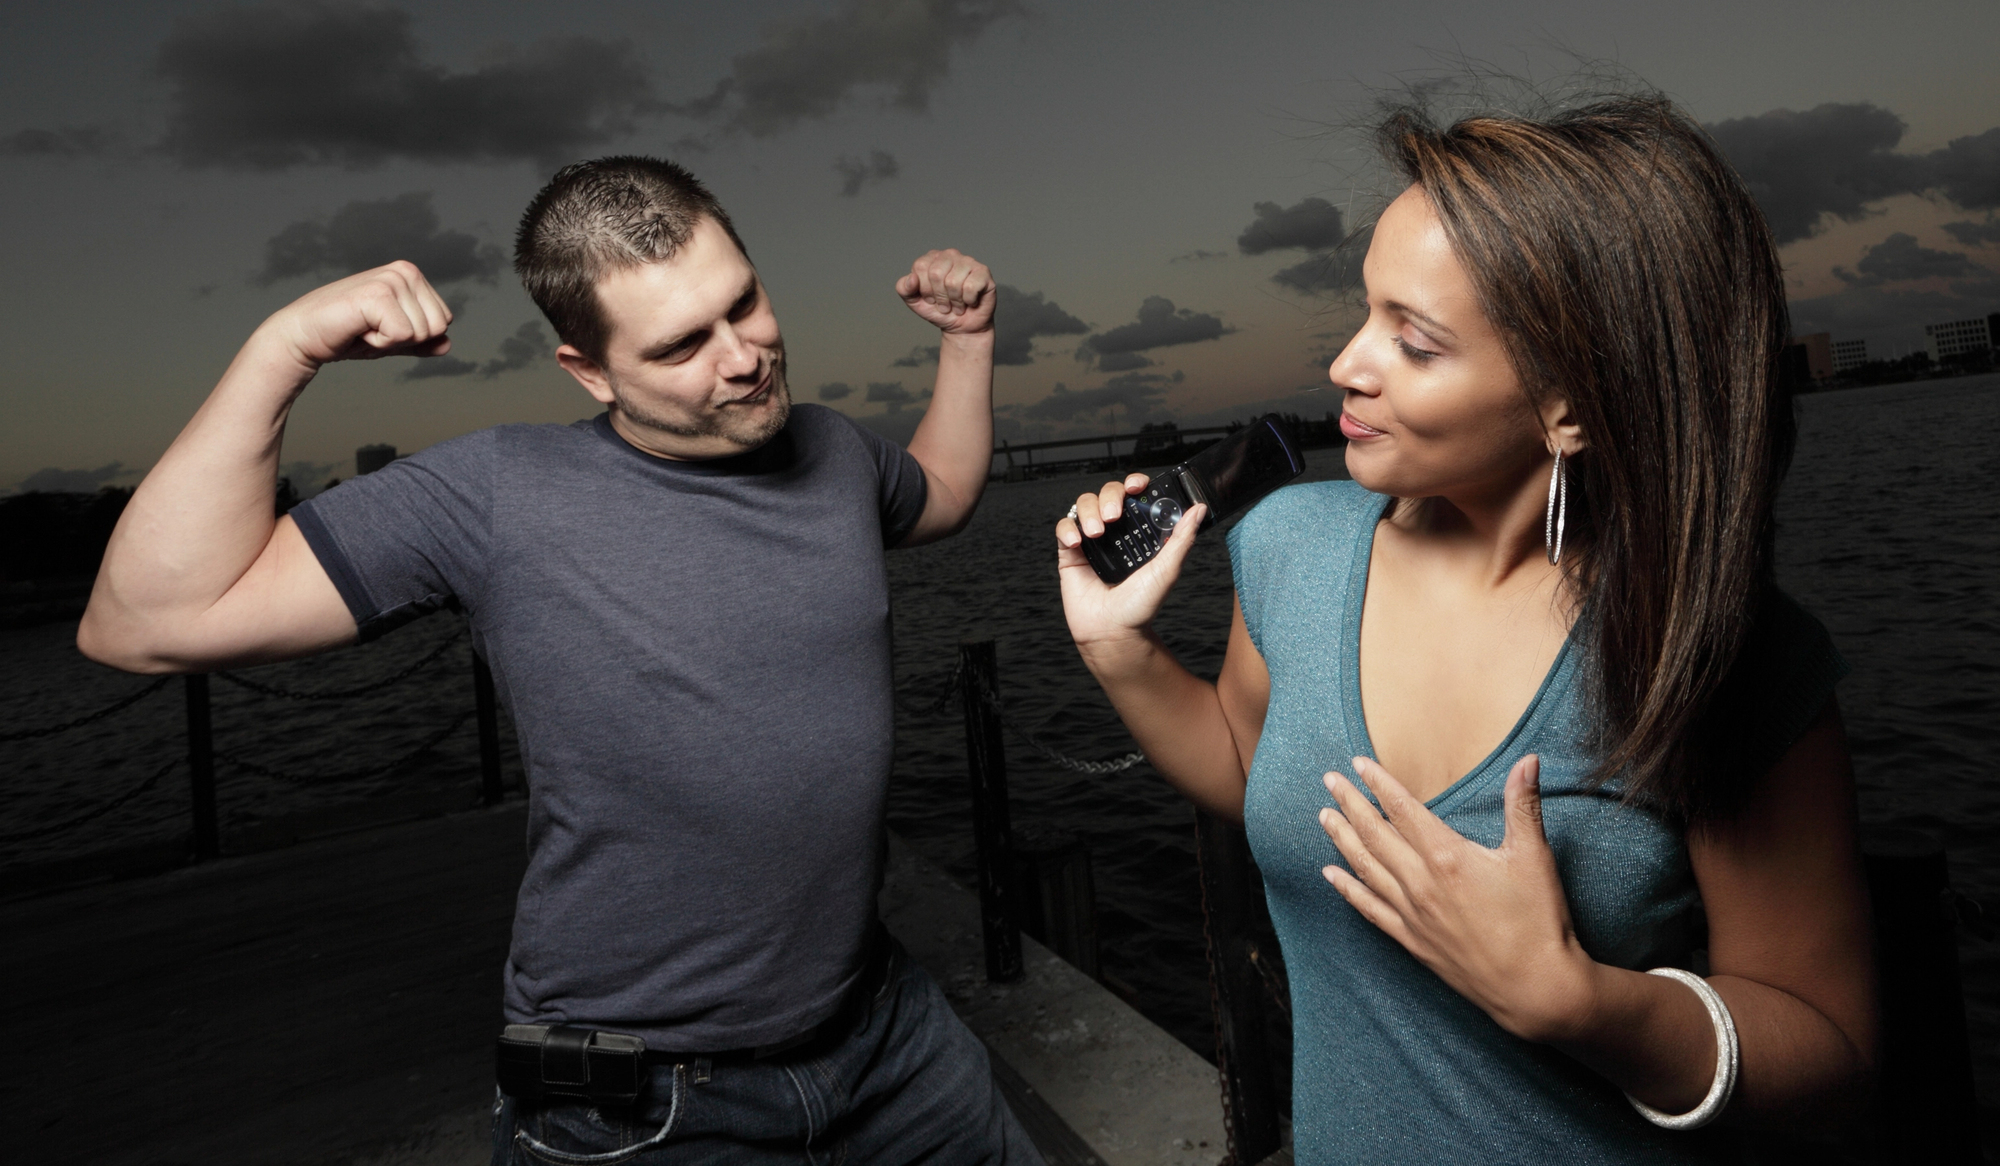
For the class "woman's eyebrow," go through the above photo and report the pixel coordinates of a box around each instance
[1386,299,1459,341]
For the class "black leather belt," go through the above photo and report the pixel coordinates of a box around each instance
[643,933,900,1066]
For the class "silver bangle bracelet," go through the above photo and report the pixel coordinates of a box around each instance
[1625,967,1740,1130]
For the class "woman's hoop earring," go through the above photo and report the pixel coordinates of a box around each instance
[1544,450,1567,566]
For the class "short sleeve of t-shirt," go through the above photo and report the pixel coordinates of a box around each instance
[825,411,929,546]
[291,428,494,640]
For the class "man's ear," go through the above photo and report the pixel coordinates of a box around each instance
[1538,393,1587,457]
[556,345,617,407]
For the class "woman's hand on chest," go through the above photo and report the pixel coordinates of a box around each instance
[1317,753,1599,1043]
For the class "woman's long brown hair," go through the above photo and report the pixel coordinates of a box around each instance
[1378,95,1798,823]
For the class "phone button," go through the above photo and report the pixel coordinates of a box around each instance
[1149,497,1182,532]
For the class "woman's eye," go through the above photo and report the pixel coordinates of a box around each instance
[1394,334,1439,363]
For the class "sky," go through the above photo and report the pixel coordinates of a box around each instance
[3,0,1997,494]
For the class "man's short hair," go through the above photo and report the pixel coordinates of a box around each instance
[514,156,747,364]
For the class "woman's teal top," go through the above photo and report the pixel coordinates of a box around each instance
[1226,480,1846,1165]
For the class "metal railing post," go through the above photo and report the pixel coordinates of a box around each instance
[1195,808,1281,1166]
[184,674,218,860]
[959,638,1022,983]
[473,651,504,805]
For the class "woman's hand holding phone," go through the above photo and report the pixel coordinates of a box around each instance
[1055,473,1208,661]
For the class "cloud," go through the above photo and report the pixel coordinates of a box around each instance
[257,192,504,286]
[1021,373,1177,423]
[478,321,552,378]
[1833,233,1990,287]
[1271,249,1363,294]
[835,149,899,196]
[399,321,551,380]
[1942,219,2000,247]
[682,0,1022,138]
[1237,197,1347,254]
[1928,127,2000,210]
[156,5,654,168]
[1095,352,1154,372]
[15,462,128,494]
[993,285,1088,365]
[1169,249,1228,263]
[0,126,113,158]
[401,355,480,380]
[1082,296,1232,359]
[867,380,927,411]
[818,381,855,401]
[1708,104,2000,244]
[890,345,940,367]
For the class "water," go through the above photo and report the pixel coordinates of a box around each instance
[3,376,1996,1126]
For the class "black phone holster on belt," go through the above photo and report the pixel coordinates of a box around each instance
[496,1024,646,1106]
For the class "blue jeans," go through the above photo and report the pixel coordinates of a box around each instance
[491,942,1045,1165]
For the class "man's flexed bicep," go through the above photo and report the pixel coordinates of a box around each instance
[81,517,360,673]
[79,262,455,673]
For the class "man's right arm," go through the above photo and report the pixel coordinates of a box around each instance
[78,263,453,674]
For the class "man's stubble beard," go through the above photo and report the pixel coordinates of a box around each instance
[610,348,792,453]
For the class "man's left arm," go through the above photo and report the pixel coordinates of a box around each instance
[894,250,995,547]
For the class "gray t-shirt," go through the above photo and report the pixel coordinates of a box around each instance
[292,404,928,1051]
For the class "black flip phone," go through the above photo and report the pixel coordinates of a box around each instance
[1079,414,1304,585]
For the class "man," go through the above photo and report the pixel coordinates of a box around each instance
[80,156,1040,1164]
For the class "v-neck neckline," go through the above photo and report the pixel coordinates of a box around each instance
[1338,496,1577,813]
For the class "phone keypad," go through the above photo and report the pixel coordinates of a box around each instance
[1110,497,1165,569]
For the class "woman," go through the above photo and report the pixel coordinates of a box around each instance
[1056,97,1876,1161]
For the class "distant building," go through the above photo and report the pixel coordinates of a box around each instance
[1923,314,1998,362]
[355,444,397,475]
[1792,334,1832,384]
[1831,338,1868,373]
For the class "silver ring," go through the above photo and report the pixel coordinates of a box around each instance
[1065,504,1078,520]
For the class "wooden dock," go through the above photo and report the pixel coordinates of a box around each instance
[3,803,1228,1165]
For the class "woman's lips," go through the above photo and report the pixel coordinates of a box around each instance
[1339,411,1385,440]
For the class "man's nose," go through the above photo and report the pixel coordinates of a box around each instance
[714,323,760,378]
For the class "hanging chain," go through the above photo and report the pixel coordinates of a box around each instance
[213,627,468,701]
[0,675,174,742]
[216,707,477,785]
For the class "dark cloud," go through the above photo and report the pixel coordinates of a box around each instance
[479,321,552,378]
[1082,296,1232,358]
[1170,250,1228,263]
[157,5,654,168]
[867,380,926,411]
[818,381,855,401]
[683,0,1022,138]
[1943,219,2000,247]
[890,345,940,367]
[401,355,480,380]
[1095,352,1154,372]
[1237,197,1347,255]
[0,126,114,158]
[15,462,127,493]
[994,285,1088,365]
[1272,249,1363,294]
[1708,104,2000,244]
[1834,233,1989,287]
[257,192,503,286]
[1021,373,1176,423]
[399,321,551,381]
[1930,127,2000,210]
[835,149,899,196]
